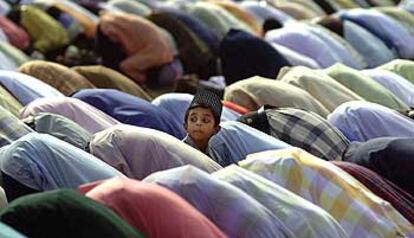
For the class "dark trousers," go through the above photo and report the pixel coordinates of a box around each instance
[2,172,39,202]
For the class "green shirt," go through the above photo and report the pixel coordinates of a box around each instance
[20,5,69,53]
[0,42,31,66]
[378,59,414,86]
[0,189,144,238]
[323,63,409,111]
[0,85,23,117]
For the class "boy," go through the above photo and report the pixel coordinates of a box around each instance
[183,88,222,154]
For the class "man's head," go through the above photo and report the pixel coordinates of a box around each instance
[184,89,222,146]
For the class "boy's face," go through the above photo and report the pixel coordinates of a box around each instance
[186,107,218,142]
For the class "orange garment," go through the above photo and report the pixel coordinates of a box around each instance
[222,100,249,115]
[99,13,174,83]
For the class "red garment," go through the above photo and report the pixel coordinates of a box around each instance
[222,100,249,115]
[79,177,227,238]
[331,161,414,224]
[0,16,30,50]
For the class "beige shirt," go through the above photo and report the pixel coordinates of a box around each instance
[224,76,329,117]
[277,66,365,112]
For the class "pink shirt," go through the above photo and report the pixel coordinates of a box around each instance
[0,16,30,50]
[20,97,119,134]
[79,177,227,238]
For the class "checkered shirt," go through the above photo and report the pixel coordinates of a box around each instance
[266,108,350,161]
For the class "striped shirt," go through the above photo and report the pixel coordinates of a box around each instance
[240,148,414,238]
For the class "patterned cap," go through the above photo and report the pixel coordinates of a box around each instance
[189,88,223,124]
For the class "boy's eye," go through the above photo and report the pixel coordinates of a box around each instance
[202,118,211,124]
[190,117,197,123]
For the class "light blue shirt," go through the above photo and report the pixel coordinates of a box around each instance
[0,0,10,16]
[265,24,341,68]
[339,9,414,59]
[328,101,414,142]
[0,70,64,105]
[207,121,291,166]
[270,42,321,69]
[239,1,294,25]
[399,0,414,13]
[301,23,366,69]
[0,133,123,191]
[0,222,26,238]
[343,20,396,68]
[363,69,414,107]
[0,51,16,71]
[143,165,294,238]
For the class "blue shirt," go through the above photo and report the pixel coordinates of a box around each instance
[339,9,414,59]
[72,89,186,139]
[328,101,414,142]
[363,69,414,107]
[207,121,291,166]
[300,23,366,69]
[240,1,294,25]
[144,165,294,238]
[0,222,26,238]
[0,133,122,191]
[265,24,342,68]
[0,70,64,105]
[343,20,396,68]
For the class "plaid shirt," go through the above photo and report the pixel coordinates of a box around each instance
[241,148,414,238]
[266,108,350,161]
[0,105,33,147]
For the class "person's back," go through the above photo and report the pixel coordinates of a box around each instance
[213,165,348,238]
[89,124,222,179]
[99,12,174,83]
[344,137,414,196]
[240,148,414,237]
[144,165,294,238]
[265,24,339,68]
[0,189,144,238]
[80,177,227,238]
[328,101,414,142]
[72,89,185,138]
[238,107,350,161]
[277,66,364,112]
[0,133,122,192]
[20,97,119,134]
[208,121,291,166]
[224,76,329,117]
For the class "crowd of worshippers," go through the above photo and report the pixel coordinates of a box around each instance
[0,0,414,237]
